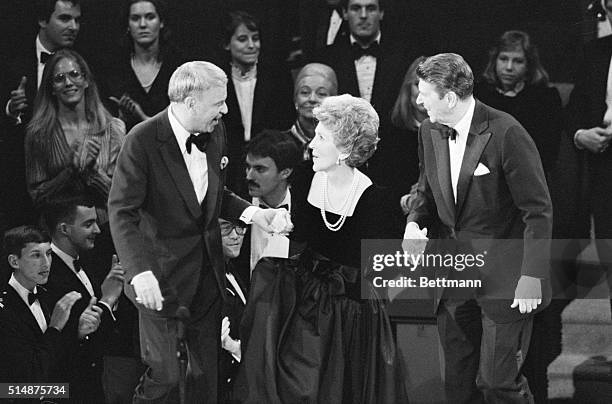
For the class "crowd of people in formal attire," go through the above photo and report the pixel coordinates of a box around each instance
[1,0,611,403]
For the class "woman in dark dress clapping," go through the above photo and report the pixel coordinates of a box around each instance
[235,94,406,404]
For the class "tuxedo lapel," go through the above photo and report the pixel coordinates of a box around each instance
[5,287,44,336]
[156,111,202,220]
[50,252,91,299]
[456,102,492,218]
[204,123,222,228]
[431,126,455,222]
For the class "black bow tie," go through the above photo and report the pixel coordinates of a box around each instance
[437,124,457,141]
[259,203,289,211]
[186,133,211,154]
[28,291,40,305]
[352,41,380,59]
[40,51,53,64]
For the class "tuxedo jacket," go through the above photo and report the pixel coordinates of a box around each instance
[314,36,412,189]
[0,284,62,383]
[407,100,553,323]
[41,252,115,401]
[108,108,251,318]
[222,60,295,198]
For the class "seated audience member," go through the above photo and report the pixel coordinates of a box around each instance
[287,63,338,159]
[0,225,85,384]
[40,194,125,403]
[390,56,428,214]
[239,130,303,281]
[218,218,248,404]
[107,0,186,131]
[475,30,562,176]
[219,11,295,198]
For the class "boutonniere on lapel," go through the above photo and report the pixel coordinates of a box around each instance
[0,291,6,308]
[220,156,229,170]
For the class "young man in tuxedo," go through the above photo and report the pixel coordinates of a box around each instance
[0,225,91,384]
[41,194,124,403]
[404,53,552,403]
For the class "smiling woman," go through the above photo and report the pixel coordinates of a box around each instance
[25,49,125,225]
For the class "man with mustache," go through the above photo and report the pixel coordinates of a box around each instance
[239,129,302,283]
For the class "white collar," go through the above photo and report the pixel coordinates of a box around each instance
[168,105,192,155]
[349,32,381,47]
[36,35,53,64]
[9,273,38,304]
[452,97,476,138]
[231,63,257,81]
[253,187,291,210]
[51,243,78,273]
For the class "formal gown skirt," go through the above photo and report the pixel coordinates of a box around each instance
[234,251,407,404]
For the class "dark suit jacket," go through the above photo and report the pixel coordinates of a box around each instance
[0,284,62,383]
[299,1,348,61]
[42,252,114,402]
[222,60,295,198]
[108,108,251,317]
[407,100,553,323]
[314,36,411,191]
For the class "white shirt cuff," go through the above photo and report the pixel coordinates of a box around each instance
[574,130,585,150]
[239,206,260,224]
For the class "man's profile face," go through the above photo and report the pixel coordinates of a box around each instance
[245,154,288,201]
[416,79,450,125]
[39,1,81,50]
[344,0,383,43]
[64,206,100,251]
[190,85,228,133]
[9,242,52,290]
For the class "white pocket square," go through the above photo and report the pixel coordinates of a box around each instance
[473,163,490,176]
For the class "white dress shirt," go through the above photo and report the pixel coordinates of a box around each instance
[250,190,292,271]
[232,64,257,142]
[9,274,47,332]
[168,105,209,203]
[327,10,343,45]
[35,36,53,88]
[449,97,476,203]
[351,32,381,103]
[604,55,612,126]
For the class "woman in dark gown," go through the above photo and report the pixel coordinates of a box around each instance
[235,94,406,403]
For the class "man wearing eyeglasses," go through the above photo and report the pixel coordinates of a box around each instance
[1,0,82,237]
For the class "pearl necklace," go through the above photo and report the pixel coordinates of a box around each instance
[320,171,360,232]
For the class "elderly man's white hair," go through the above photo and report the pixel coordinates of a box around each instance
[168,61,228,103]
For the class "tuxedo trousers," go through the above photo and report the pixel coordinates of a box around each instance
[437,299,534,404]
[133,260,222,404]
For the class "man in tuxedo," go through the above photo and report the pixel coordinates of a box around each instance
[567,0,612,315]
[0,0,81,234]
[299,0,348,61]
[239,129,302,281]
[108,61,292,403]
[41,194,124,402]
[0,225,85,385]
[314,0,411,192]
[404,53,552,402]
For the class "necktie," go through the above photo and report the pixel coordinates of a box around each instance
[28,291,39,306]
[40,52,52,64]
[352,41,380,59]
[186,133,211,154]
